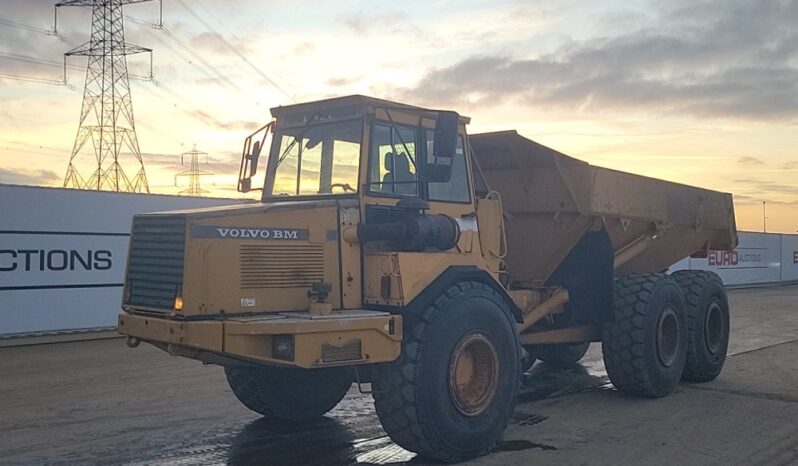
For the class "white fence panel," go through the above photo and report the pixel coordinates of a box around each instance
[670,231,798,287]
[781,234,798,283]
[0,184,246,336]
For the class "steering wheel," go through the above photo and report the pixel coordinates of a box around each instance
[330,183,355,193]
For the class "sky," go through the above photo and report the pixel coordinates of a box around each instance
[0,0,796,232]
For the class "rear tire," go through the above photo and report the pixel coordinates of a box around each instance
[539,342,590,366]
[602,274,688,398]
[372,281,520,463]
[224,365,353,421]
[672,270,730,382]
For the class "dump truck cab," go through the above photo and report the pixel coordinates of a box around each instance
[119,95,737,463]
[119,95,502,369]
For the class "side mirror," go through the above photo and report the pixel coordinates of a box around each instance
[238,122,272,193]
[423,111,459,182]
[248,141,261,177]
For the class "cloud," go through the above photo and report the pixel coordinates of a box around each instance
[738,156,765,166]
[189,31,228,55]
[393,0,798,121]
[142,150,241,176]
[340,10,417,36]
[781,161,798,170]
[326,75,361,88]
[186,110,258,131]
[733,177,798,199]
[0,167,60,186]
[293,41,315,55]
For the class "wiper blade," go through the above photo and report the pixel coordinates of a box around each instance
[385,110,417,171]
[275,127,311,168]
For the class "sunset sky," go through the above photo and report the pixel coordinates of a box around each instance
[1,0,796,232]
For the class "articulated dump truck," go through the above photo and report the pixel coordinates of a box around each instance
[119,95,737,462]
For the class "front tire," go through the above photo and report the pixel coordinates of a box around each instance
[602,274,688,398]
[672,270,730,382]
[224,365,353,421]
[372,282,520,463]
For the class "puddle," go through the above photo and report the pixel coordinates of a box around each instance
[495,439,558,452]
[519,359,611,403]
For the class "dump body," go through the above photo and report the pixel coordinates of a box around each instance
[471,130,737,287]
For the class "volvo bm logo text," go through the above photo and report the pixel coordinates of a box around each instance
[217,228,299,239]
[190,225,308,240]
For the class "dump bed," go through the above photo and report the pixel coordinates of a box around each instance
[471,131,737,286]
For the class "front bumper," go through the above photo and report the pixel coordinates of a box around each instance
[118,310,402,369]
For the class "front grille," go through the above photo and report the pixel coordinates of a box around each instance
[240,243,324,289]
[125,216,186,310]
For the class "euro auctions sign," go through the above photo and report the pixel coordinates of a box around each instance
[707,248,767,269]
[672,232,793,287]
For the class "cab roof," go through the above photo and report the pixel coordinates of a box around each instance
[270,94,471,124]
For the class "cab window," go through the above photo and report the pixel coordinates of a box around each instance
[368,123,418,196]
[269,120,361,196]
[427,130,470,203]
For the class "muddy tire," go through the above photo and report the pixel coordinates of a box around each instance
[224,365,353,421]
[602,274,688,398]
[372,282,520,463]
[672,270,730,382]
[539,342,590,367]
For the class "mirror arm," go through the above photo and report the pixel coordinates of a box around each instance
[237,121,273,193]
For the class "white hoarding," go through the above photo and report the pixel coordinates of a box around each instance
[0,184,247,336]
[781,234,798,283]
[670,231,794,286]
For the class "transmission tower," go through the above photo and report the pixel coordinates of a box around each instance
[57,0,156,193]
[175,145,213,197]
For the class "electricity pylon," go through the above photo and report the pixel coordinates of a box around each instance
[58,0,155,193]
[175,145,213,197]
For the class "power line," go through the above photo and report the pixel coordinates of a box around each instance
[0,17,65,40]
[0,52,155,82]
[126,14,245,94]
[172,0,292,100]
[0,72,65,86]
[191,0,293,96]
[0,53,247,132]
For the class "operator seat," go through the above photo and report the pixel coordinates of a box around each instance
[382,152,416,195]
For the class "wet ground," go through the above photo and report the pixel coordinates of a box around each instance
[2,285,797,465]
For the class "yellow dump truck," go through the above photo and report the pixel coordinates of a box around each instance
[119,95,737,462]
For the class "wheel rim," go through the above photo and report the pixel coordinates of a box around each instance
[448,332,500,417]
[704,301,724,354]
[656,307,680,367]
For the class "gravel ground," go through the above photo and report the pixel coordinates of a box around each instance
[1,285,796,465]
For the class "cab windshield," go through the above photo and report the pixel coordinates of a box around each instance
[267,120,362,197]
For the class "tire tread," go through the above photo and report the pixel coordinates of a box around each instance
[373,281,515,462]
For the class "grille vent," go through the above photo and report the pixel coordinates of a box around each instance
[240,244,324,289]
[126,216,185,310]
[322,339,363,363]
[365,204,403,224]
